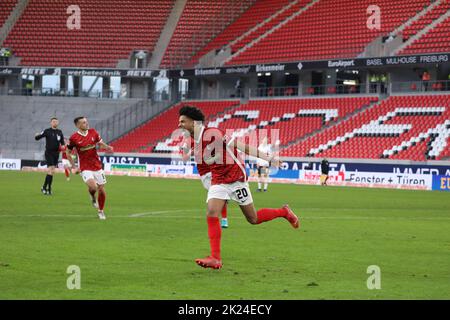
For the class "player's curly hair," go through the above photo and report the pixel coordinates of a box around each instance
[179,105,205,122]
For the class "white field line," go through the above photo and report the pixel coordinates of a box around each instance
[0,212,448,221]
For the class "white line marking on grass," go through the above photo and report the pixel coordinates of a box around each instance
[0,215,448,221]
[129,209,198,218]
[0,209,202,219]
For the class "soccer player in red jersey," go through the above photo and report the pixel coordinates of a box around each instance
[180,140,229,228]
[66,116,113,220]
[178,106,300,269]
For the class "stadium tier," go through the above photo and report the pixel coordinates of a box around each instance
[3,0,174,67]
[226,0,431,66]
[1,0,449,67]
[108,94,449,161]
[108,95,450,161]
[283,94,450,161]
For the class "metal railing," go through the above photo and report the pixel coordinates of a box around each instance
[249,86,299,97]
[0,86,173,101]
[0,87,124,99]
[391,80,450,93]
[181,81,450,100]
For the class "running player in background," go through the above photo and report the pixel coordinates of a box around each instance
[66,116,113,220]
[256,137,272,192]
[180,139,229,228]
[178,106,300,270]
[60,140,77,181]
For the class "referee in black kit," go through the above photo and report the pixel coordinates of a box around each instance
[35,117,65,195]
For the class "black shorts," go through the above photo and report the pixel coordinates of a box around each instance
[258,166,269,176]
[45,151,59,167]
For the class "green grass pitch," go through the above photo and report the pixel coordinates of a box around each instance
[0,171,449,299]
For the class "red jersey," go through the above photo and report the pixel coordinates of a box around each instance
[190,137,211,176]
[193,126,246,185]
[68,129,103,171]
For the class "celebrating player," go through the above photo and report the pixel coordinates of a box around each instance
[178,106,300,270]
[66,116,113,220]
[180,140,229,228]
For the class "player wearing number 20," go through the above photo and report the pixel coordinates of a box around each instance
[178,106,300,270]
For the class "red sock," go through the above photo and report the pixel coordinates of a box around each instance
[98,191,106,211]
[64,168,70,178]
[221,203,227,219]
[207,216,221,260]
[256,207,287,224]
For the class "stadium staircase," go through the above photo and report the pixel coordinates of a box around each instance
[148,0,188,69]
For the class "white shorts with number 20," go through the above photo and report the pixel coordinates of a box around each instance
[81,170,107,185]
[207,180,253,206]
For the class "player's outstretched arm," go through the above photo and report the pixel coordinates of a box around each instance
[98,141,114,153]
[233,139,281,167]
